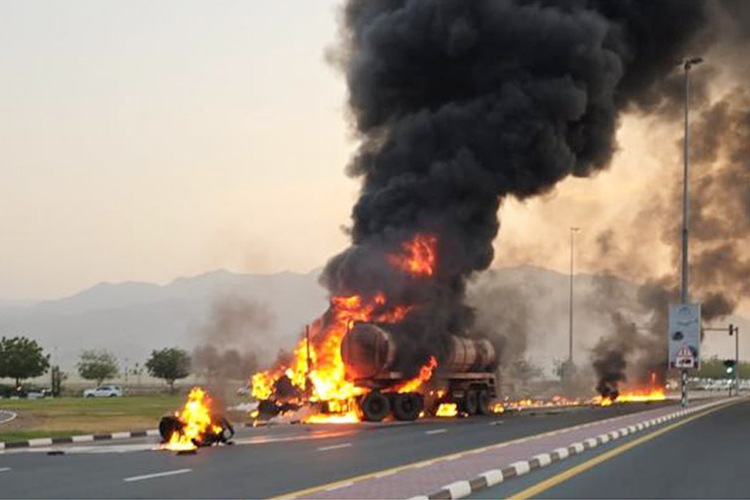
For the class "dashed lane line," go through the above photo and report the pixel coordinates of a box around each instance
[123,468,192,483]
[317,443,352,452]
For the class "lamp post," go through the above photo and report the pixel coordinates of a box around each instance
[568,227,580,372]
[677,56,702,407]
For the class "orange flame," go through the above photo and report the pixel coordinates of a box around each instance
[251,293,413,415]
[250,233,440,422]
[163,387,222,451]
[395,356,438,393]
[594,387,666,406]
[388,234,437,277]
[436,402,458,417]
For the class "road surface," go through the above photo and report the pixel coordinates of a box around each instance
[470,398,749,499]
[0,402,670,499]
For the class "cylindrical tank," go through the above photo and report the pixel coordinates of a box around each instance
[340,323,496,378]
[448,337,496,372]
[340,323,397,379]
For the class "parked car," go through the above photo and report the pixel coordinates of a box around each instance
[83,385,123,397]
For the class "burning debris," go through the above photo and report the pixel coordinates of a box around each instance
[159,387,234,451]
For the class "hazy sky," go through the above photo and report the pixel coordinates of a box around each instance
[1,0,360,299]
[0,1,713,304]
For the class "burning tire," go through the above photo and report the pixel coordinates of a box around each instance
[195,416,235,447]
[359,391,390,422]
[477,390,491,415]
[158,415,184,443]
[392,393,423,421]
[462,390,479,415]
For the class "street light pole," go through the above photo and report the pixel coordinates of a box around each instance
[678,56,702,407]
[568,227,580,368]
[679,56,702,303]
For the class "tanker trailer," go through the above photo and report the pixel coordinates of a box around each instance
[340,323,498,422]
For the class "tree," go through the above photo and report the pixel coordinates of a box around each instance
[77,350,119,386]
[0,336,50,388]
[145,348,190,393]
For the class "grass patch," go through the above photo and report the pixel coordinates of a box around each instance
[0,396,183,441]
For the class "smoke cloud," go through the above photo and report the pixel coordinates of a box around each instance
[322,0,713,375]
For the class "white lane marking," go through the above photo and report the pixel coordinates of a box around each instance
[123,468,192,482]
[0,467,11,473]
[425,428,448,435]
[233,430,353,446]
[317,443,352,452]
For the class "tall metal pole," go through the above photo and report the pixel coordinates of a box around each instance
[678,57,702,407]
[679,56,702,300]
[568,227,579,367]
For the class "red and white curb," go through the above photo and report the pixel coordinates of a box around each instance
[0,429,160,450]
[408,399,733,500]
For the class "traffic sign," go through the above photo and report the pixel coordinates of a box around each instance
[674,344,697,368]
[669,303,701,369]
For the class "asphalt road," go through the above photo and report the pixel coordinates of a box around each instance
[470,398,749,499]
[0,403,672,499]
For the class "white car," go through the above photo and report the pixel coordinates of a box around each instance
[83,385,123,398]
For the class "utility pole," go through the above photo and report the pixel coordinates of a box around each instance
[568,227,580,367]
[564,226,580,395]
[678,56,702,407]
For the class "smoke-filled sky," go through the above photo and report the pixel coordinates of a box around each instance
[2,0,747,323]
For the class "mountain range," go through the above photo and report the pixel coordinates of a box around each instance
[0,266,746,374]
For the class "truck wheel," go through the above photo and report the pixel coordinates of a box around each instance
[477,390,491,415]
[462,390,479,415]
[392,393,423,421]
[360,391,390,422]
[258,400,280,417]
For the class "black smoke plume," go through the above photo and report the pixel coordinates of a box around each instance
[323,0,711,375]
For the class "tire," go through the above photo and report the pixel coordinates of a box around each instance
[477,390,491,415]
[359,391,390,422]
[257,400,280,417]
[392,393,423,421]
[158,415,184,443]
[85,394,94,398]
[462,390,479,416]
[109,394,117,397]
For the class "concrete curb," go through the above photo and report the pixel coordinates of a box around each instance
[411,398,733,500]
[0,429,160,450]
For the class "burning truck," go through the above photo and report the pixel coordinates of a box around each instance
[252,235,500,423]
[254,321,498,422]
[339,323,497,421]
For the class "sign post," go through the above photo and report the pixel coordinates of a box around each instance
[669,303,701,406]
